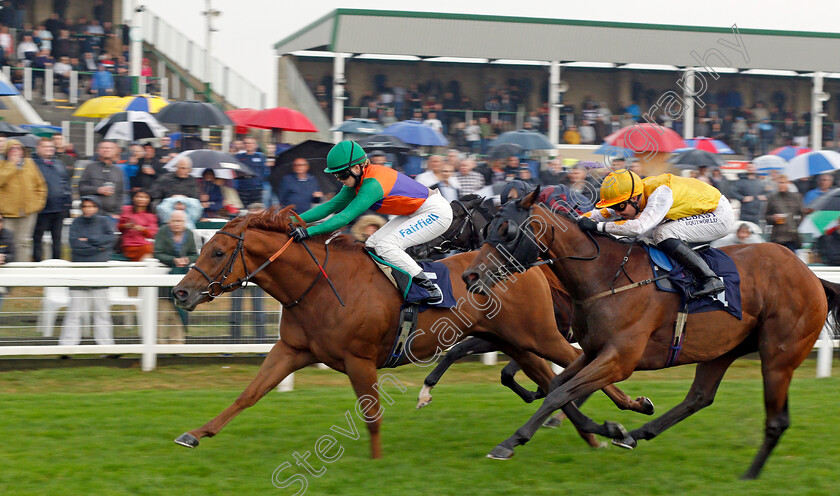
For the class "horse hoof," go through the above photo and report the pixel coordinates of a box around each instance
[541,416,563,429]
[611,436,637,450]
[174,433,199,448]
[486,444,515,460]
[416,395,432,409]
[638,396,655,415]
[604,421,629,440]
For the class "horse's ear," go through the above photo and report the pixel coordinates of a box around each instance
[520,185,541,209]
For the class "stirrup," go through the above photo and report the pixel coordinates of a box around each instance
[691,277,724,298]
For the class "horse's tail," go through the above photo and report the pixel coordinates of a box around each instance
[820,278,840,338]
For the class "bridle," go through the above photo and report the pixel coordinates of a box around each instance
[435,200,485,253]
[190,229,328,308]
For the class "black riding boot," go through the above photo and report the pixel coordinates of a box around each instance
[657,238,724,298]
[412,273,443,305]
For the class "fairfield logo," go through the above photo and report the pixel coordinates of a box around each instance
[399,213,440,237]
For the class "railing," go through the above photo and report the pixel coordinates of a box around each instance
[142,9,266,109]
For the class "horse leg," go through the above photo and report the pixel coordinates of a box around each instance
[417,337,496,409]
[344,357,387,459]
[500,360,545,404]
[175,340,315,448]
[623,352,739,447]
[488,347,630,459]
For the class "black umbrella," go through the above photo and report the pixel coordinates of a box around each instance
[488,143,523,160]
[164,149,256,178]
[668,149,725,169]
[94,111,167,141]
[0,122,28,136]
[806,189,840,211]
[16,134,41,148]
[269,140,342,200]
[356,133,411,152]
[154,100,234,126]
[491,130,554,150]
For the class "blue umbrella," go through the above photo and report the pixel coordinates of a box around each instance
[20,124,62,135]
[383,120,448,147]
[753,154,787,171]
[784,151,840,180]
[492,130,554,150]
[331,118,383,135]
[0,80,19,96]
[595,142,635,161]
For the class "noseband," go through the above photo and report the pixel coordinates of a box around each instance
[191,230,251,300]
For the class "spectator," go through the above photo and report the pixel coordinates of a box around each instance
[17,34,38,64]
[479,157,508,186]
[563,125,581,144]
[455,158,485,196]
[229,203,267,343]
[0,26,12,57]
[566,164,597,211]
[36,25,52,52]
[351,214,386,242]
[156,195,203,229]
[52,30,74,59]
[130,143,161,192]
[90,63,113,96]
[711,222,765,247]
[118,189,158,261]
[0,214,15,312]
[53,55,72,96]
[422,111,443,133]
[0,139,47,262]
[151,156,200,202]
[540,158,566,185]
[415,154,445,187]
[153,209,196,344]
[198,169,224,218]
[465,119,481,154]
[729,163,769,225]
[765,174,803,252]
[416,155,460,201]
[32,138,71,261]
[59,196,115,347]
[278,157,323,212]
[578,120,596,144]
[78,140,125,222]
[53,134,78,195]
[517,166,542,187]
[803,173,836,207]
[235,137,267,207]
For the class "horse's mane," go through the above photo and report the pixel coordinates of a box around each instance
[230,205,369,252]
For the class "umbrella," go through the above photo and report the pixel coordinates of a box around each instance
[753,154,787,171]
[16,134,41,148]
[784,151,840,180]
[383,120,448,147]
[680,137,734,154]
[595,143,635,158]
[164,149,255,178]
[491,129,554,151]
[770,146,811,161]
[331,118,383,135]
[120,94,170,113]
[668,149,725,169]
[603,123,687,153]
[94,111,168,141]
[225,108,261,135]
[20,124,62,137]
[269,140,342,197]
[245,107,318,132]
[73,96,126,118]
[488,143,523,160]
[806,189,840,212]
[155,100,234,126]
[0,122,29,135]
[0,79,19,96]
[799,210,840,238]
[356,133,411,152]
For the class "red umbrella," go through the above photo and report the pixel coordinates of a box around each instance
[225,108,261,135]
[245,107,319,132]
[603,123,687,154]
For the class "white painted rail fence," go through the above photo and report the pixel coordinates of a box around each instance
[0,261,837,377]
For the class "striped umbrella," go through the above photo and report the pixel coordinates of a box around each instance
[680,137,735,154]
[120,94,170,113]
[784,151,840,180]
[753,154,787,171]
[770,146,811,161]
[94,111,168,141]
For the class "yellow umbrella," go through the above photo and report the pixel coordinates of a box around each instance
[73,96,126,118]
[117,94,170,113]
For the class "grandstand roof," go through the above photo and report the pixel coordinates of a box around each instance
[274,9,840,73]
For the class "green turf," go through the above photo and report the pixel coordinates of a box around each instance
[1,361,839,495]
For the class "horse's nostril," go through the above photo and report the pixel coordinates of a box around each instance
[173,289,189,301]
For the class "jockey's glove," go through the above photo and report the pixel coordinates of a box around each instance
[577,216,600,232]
[290,227,311,242]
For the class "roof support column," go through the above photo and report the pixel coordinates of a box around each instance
[548,60,560,146]
[682,68,695,139]
[332,53,347,144]
[812,71,825,151]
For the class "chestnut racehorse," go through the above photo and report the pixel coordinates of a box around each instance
[170,207,652,458]
[462,189,840,479]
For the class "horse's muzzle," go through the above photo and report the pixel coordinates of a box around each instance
[172,286,202,311]
[462,269,491,295]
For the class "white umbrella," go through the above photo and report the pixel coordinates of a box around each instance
[94,111,168,141]
[164,149,255,179]
[784,151,840,180]
[753,154,787,171]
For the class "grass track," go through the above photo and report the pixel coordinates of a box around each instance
[1,359,839,495]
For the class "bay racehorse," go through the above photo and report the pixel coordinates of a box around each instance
[461,188,840,479]
[170,206,653,458]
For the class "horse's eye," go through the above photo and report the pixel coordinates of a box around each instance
[213,249,224,258]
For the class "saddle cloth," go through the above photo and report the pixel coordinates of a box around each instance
[645,244,742,320]
[366,250,457,310]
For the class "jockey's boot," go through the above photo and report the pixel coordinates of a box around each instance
[657,238,724,298]
[412,273,443,305]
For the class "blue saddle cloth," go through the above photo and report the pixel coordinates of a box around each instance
[366,250,456,310]
[645,245,742,320]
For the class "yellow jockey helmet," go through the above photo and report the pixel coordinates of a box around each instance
[596,169,644,208]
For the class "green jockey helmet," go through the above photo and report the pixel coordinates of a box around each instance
[325,140,368,173]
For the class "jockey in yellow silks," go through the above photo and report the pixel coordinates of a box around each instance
[577,169,735,298]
